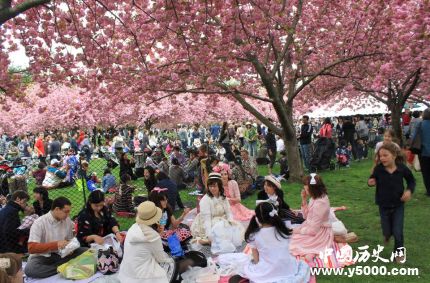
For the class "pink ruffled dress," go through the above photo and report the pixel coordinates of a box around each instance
[224,180,254,221]
[289,195,334,257]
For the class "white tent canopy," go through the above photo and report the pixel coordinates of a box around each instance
[305,97,428,118]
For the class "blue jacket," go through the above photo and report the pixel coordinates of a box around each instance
[419,120,430,157]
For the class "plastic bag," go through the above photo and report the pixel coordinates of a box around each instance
[167,233,184,257]
[57,250,97,280]
[59,237,80,258]
[181,258,219,283]
[90,234,123,258]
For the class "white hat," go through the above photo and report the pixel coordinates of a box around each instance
[50,159,60,165]
[136,201,162,226]
[193,139,202,148]
[264,175,281,189]
[246,121,251,126]
[208,172,222,181]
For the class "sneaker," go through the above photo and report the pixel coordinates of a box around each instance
[395,256,405,264]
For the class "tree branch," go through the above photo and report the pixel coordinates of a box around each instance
[230,91,282,136]
[400,68,421,106]
[289,52,380,103]
[146,87,274,105]
[0,0,50,26]
[269,0,302,79]
[353,81,389,104]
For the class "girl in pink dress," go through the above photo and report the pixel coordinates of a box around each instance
[289,173,333,258]
[214,163,254,222]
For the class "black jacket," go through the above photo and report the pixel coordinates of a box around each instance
[76,207,119,247]
[370,163,416,207]
[342,121,356,140]
[299,124,313,145]
[0,201,28,253]
[257,188,290,210]
[265,132,277,151]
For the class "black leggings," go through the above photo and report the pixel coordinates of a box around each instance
[229,275,249,283]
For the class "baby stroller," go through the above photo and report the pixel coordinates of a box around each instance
[309,138,336,172]
[0,159,28,196]
[100,146,119,169]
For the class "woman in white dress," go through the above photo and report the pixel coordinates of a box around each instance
[191,172,244,253]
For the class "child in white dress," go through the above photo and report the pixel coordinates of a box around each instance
[220,202,310,283]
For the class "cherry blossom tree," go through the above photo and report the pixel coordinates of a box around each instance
[349,0,430,142]
[0,83,273,135]
[3,0,423,179]
[0,0,51,26]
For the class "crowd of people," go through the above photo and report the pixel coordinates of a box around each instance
[0,107,429,283]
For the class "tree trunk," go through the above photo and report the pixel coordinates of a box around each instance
[284,136,303,182]
[280,103,303,182]
[390,103,403,146]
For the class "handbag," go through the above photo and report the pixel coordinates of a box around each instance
[413,155,421,172]
[410,122,422,154]
[97,246,120,274]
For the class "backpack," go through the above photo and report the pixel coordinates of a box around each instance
[337,154,348,165]
[97,246,120,274]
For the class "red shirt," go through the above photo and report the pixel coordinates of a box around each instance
[34,138,45,157]
[402,114,411,126]
[319,124,333,138]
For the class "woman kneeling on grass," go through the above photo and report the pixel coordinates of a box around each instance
[368,142,415,263]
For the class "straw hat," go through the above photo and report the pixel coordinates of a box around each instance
[136,201,162,226]
[208,172,222,181]
[264,175,281,189]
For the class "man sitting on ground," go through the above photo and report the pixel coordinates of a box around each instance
[24,197,87,278]
[42,159,70,189]
[0,190,30,254]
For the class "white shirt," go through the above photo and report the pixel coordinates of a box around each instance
[243,227,299,282]
[28,212,74,258]
[276,139,285,152]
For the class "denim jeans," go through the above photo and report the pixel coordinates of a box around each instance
[300,143,312,170]
[379,204,404,251]
[247,141,257,158]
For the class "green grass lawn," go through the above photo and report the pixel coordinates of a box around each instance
[26,156,428,282]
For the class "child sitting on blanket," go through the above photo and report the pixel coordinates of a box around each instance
[225,202,310,283]
[149,188,192,246]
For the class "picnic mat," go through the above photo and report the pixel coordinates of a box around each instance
[23,261,119,283]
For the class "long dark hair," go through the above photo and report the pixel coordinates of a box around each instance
[148,190,172,215]
[86,190,107,216]
[245,202,291,243]
[144,170,157,193]
[33,186,49,203]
